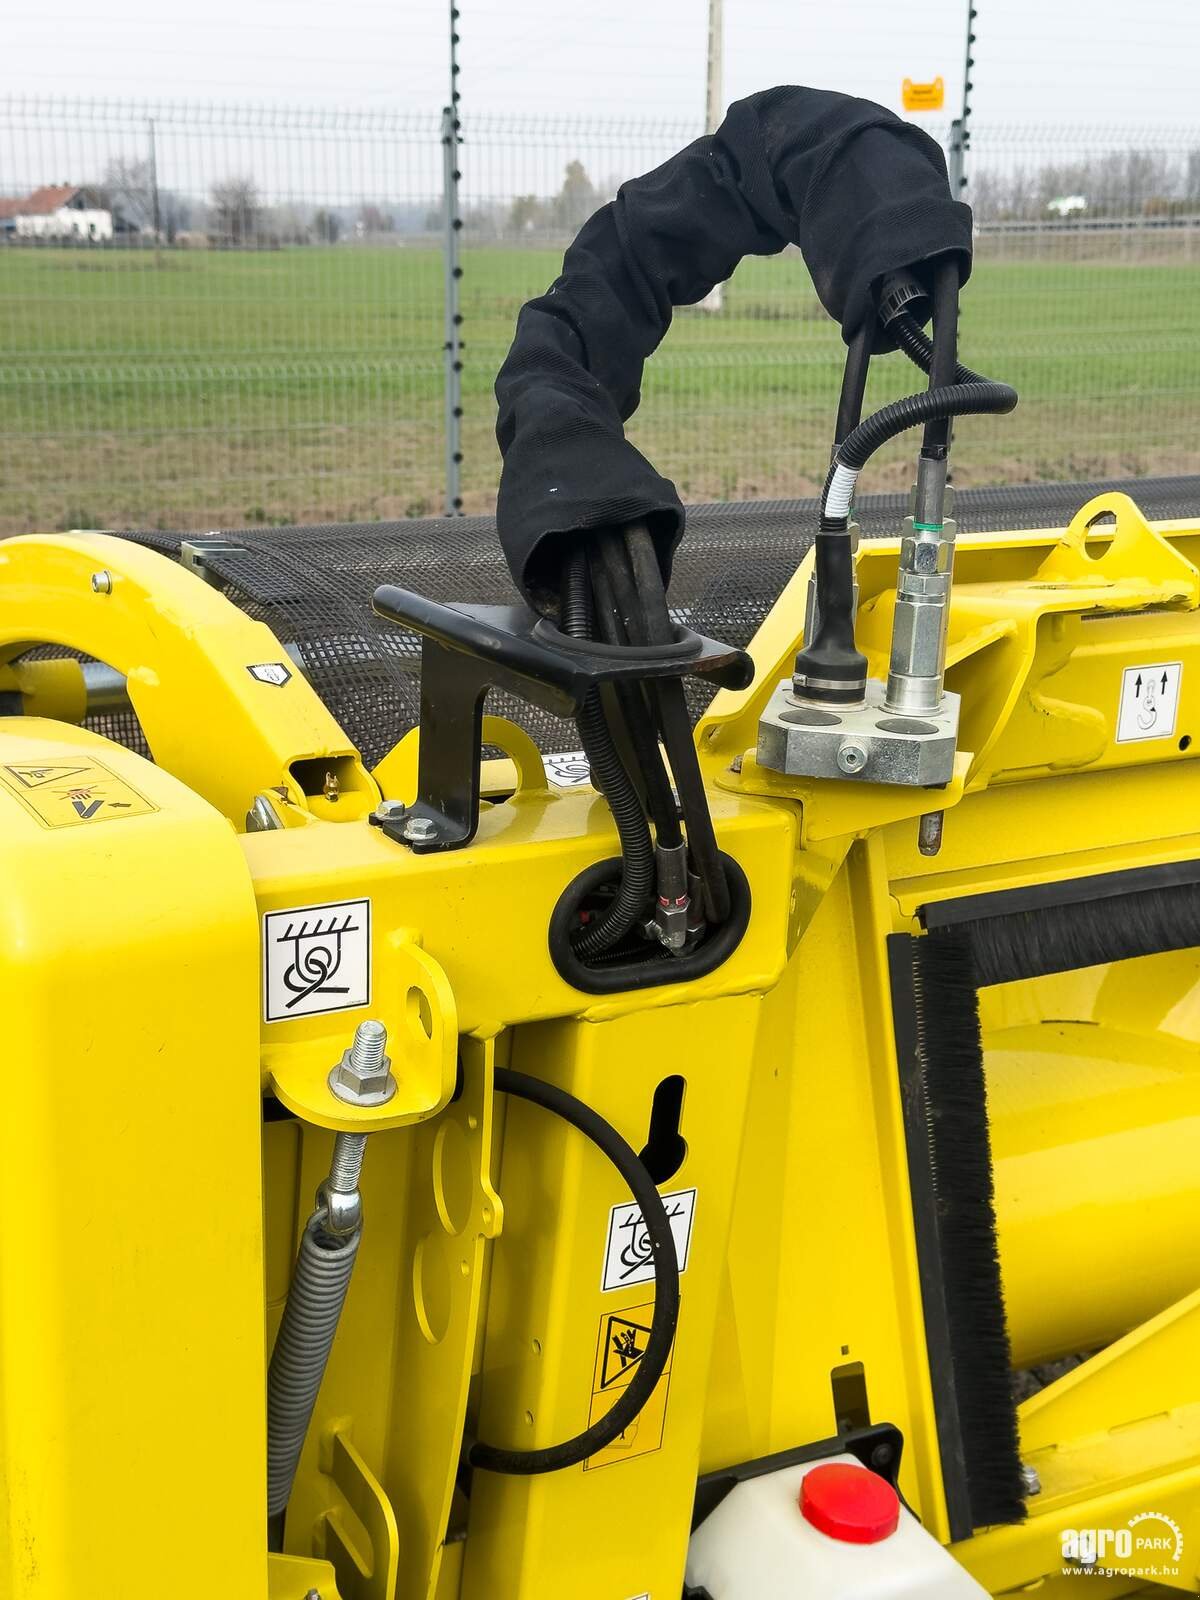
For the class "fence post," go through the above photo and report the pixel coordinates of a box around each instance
[441,104,463,516]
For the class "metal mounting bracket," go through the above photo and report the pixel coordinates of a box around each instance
[371,586,753,853]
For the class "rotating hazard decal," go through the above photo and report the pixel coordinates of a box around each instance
[584,1299,674,1472]
[263,896,371,1022]
[0,758,157,828]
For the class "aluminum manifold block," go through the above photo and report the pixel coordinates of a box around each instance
[756,677,960,787]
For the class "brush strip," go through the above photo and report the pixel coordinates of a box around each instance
[910,928,1027,1529]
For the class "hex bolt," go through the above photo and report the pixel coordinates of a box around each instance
[304,1589,322,1600]
[328,1018,395,1107]
[1021,1462,1042,1497]
[836,740,868,775]
[373,797,407,823]
[90,570,112,595]
[403,815,438,844]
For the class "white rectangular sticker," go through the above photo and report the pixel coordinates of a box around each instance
[602,1187,696,1292]
[263,897,371,1022]
[1116,662,1182,743]
[544,748,592,788]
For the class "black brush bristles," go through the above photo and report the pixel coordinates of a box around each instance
[909,928,1027,1531]
[962,882,1200,987]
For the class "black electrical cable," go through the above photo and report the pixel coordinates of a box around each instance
[464,1067,680,1476]
[562,552,655,958]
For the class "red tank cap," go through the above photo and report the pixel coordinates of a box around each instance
[799,1462,901,1544]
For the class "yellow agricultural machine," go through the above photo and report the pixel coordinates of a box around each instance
[3,86,1200,1600]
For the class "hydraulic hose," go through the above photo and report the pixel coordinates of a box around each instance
[464,1067,680,1476]
[795,273,1017,704]
[587,536,684,851]
[266,1220,361,1521]
[622,525,730,926]
[562,550,655,958]
[921,256,960,455]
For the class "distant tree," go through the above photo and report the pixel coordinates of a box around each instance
[552,160,597,230]
[312,208,341,243]
[210,175,261,244]
[508,193,544,235]
[357,203,392,235]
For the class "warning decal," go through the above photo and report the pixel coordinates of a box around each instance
[0,759,157,828]
[602,1187,696,1292]
[543,749,592,788]
[1116,662,1182,743]
[584,1299,674,1472]
[263,896,371,1022]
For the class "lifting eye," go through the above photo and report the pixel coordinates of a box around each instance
[639,1074,688,1186]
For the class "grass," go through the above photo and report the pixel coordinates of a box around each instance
[0,241,1198,534]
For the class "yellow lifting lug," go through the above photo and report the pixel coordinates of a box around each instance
[264,934,459,1133]
[0,532,380,828]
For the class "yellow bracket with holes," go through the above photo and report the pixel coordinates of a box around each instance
[265,935,458,1132]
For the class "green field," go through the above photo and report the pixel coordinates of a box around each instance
[1,242,1198,534]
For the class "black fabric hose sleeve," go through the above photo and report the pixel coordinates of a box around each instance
[561,552,655,957]
[495,84,972,605]
[464,1067,680,1476]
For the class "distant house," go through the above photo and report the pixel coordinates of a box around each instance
[0,185,114,242]
[1047,194,1088,219]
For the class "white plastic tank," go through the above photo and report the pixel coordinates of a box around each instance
[685,1453,990,1598]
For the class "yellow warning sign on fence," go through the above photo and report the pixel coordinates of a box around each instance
[0,758,158,829]
[902,76,945,111]
[584,1299,674,1471]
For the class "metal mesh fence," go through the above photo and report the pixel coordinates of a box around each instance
[2,97,1199,537]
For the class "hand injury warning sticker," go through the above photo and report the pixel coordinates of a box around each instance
[584,1299,674,1472]
[0,758,158,828]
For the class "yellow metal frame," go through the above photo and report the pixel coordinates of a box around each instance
[3,501,1200,1598]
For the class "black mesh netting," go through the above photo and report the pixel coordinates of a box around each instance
[14,474,1198,767]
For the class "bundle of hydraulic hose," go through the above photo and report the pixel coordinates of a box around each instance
[491,84,1016,980]
[794,257,1018,702]
[494,84,973,609]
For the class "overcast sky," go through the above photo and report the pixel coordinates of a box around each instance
[4,0,1199,129]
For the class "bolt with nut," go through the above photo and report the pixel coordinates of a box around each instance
[329,1018,396,1107]
[403,815,438,845]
